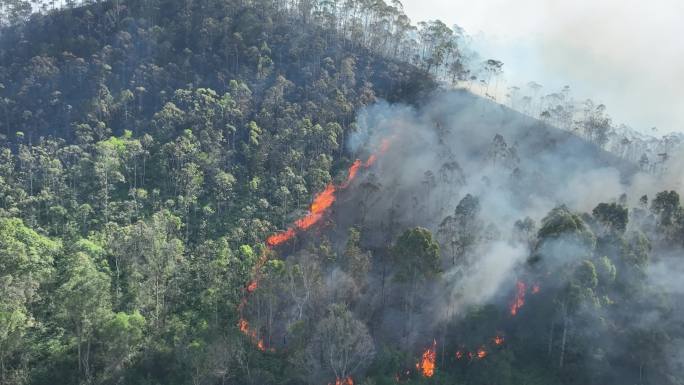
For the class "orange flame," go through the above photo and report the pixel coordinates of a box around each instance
[416,340,437,378]
[493,335,504,345]
[477,346,487,359]
[266,228,296,247]
[342,160,363,188]
[238,318,249,333]
[455,350,463,360]
[510,280,527,316]
[329,377,353,385]
[265,137,391,247]
[240,137,394,354]
[238,318,269,351]
[294,184,337,229]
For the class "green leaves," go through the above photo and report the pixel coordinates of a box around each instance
[0,218,59,381]
[538,206,596,248]
[392,227,440,282]
[592,202,628,234]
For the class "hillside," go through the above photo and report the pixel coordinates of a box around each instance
[1,1,683,385]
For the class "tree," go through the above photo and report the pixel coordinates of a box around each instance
[582,100,612,148]
[482,59,504,99]
[0,0,31,26]
[94,136,125,223]
[306,304,375,383]
[592,202,628,234]
[556,260,600,369]
[393,227,440,282]
[650,190,680,227]
[438,194,482,265]
[285,251,323,323]
[649,190,682,244]
[213,171,236,215]
[536,206,596,254]
[98,311,146,382]
[133,210,184,328]
[56,240,112,381]
[486,134,518,169]
[513,217,537,250]
[343,227,370,285]
[393,227,440,339]
[0,218,59,383]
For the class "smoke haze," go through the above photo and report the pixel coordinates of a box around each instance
[401,0,684,134]
[312,91,684,377]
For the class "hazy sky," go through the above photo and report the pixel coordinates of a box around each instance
[401,0,684,134]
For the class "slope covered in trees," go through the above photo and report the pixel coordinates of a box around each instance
[0,0,435,383]
[0,1,683,385]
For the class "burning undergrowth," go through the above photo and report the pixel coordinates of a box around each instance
[237,91,684,384]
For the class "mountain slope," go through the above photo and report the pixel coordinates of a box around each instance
[0,1,683,385]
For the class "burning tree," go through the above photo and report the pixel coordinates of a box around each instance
[306,304,375,383]
[416,340,437,377]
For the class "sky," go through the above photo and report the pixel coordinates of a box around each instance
[401,0,684,135]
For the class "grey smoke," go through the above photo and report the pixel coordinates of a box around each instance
[342,89,681,337]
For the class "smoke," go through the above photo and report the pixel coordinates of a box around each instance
[660,144,684,192]
[438,241,526,319]
[336,89,684,360]
[401,0,684,133]
[262,89,684,382]
[342,91,628,315]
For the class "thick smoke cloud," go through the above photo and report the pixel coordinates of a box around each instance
[267,90,683,382]
[337,90,683,349]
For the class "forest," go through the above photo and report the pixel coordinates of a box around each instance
[0,0,683,384]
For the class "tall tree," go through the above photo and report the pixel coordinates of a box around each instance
[306,304,375,383]
[393,227,440,339]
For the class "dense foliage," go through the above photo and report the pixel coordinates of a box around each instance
[0,0,437,382]
[0,1,683,385]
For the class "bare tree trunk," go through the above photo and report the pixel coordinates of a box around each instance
[441,307,450,367]
[559,305,568,369]
[405,270,417,343]
[1,349,5,384]
[77,324,82,374]
[380,253,386,309]
[547,318,555,357]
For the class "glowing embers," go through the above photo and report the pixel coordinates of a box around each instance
[416,340,437,377]
[510,280,527,316]
[510,280,541,316]
[476,346,487,359]
[532,283,541,294]
[237,318,268,352]
[329,377,353,385]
